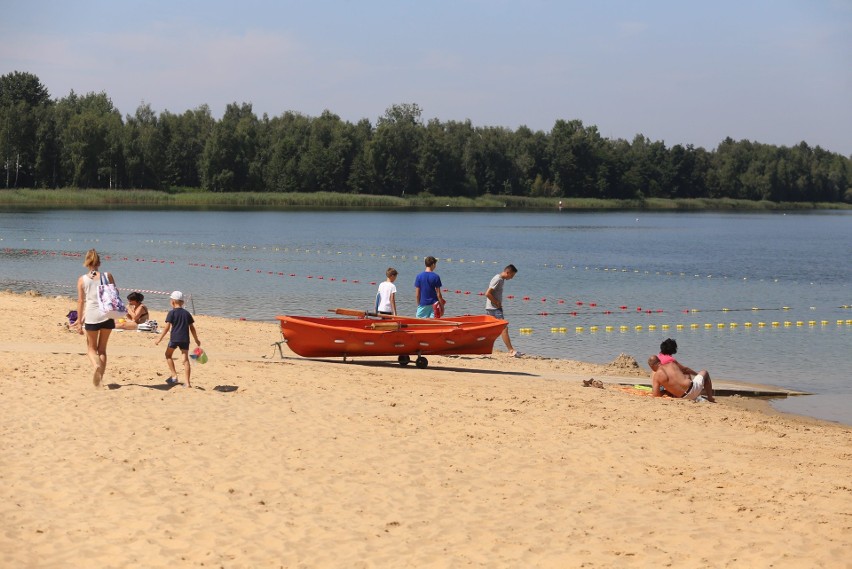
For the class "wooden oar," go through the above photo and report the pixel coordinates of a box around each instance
[331,308,462,326]
[369,322,402,330]
[370,322,461,330]
[329,308,395,318]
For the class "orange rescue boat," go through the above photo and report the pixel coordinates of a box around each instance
[276,311,507,368]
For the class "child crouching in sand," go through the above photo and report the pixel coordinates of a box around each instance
[155,291,201,388]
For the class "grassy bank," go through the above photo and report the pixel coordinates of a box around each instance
[0,188,849,211]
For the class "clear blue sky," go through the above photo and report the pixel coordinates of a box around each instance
[2,0,850,154]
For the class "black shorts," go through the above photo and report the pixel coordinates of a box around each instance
[168,341,190,351]
[85,319,115,331]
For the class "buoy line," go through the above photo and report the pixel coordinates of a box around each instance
[4,242,797,284]
[6,249,847,320]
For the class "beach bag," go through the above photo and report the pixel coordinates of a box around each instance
[67,310,78,325]
[97,272,127,320]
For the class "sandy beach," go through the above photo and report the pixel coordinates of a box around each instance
[1,290,850,568]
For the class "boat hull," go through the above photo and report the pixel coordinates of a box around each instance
[276,315,507,359]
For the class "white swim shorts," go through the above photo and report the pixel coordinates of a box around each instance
[682,374,705,401]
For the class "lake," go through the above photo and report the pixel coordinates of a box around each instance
[2,208,850,424]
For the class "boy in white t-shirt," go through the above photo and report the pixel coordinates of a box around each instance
[376,267,398,315]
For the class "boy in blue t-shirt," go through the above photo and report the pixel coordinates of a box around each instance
[414,256,446,318]
[155,291,201,388]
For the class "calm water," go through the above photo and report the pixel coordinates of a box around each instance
[2,209,850,424]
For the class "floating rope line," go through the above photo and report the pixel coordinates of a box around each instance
[137,240,795,282]
[3,243,802,284]
[3,280,176,297]
[518,318,852,335]
[5,247,847,323]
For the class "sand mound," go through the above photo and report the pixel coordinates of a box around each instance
[604,352,643,374]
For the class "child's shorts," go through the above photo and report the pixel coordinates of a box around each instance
[168,341,190,351]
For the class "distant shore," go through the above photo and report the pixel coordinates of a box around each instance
[1,188,850,211]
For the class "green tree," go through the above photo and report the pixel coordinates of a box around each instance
[345,118,375,194]
[200,102,261,192]
[549,119,611,197]
[297,110,356,193]
[0,71,51,187]
[510,125,550,196]
[371,103,423,195]
[159,105,214,188]
[264,111,312,192]
[124,103,165,189]
[418,119,473,197]
[463,126,517,196]
[668,144,709,199]
[54,91,123,188]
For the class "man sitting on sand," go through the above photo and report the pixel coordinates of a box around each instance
[647,338,715,402]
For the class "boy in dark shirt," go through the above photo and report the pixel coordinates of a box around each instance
[155,291,201,388]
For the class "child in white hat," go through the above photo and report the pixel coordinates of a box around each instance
[155,291,201,388]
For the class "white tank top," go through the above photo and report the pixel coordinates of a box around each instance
[82,272,108,324]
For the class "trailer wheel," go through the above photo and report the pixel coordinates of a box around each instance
[398,355,411,366]
[415,356,428,369]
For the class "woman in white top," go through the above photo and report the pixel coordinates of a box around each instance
[74,249,117,387]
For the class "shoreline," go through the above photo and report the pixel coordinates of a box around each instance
[2,189,850,211]
[2,290,850,567]
[1,289,839,428]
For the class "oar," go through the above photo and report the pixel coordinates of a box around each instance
[370,322,461,330]
[329,308,395,318]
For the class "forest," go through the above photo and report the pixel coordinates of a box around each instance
[2,71,850,203]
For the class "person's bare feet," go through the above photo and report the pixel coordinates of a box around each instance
[92,367,103,388]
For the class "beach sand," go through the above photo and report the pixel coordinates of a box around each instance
[1,291,850,568]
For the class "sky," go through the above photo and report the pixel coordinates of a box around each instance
[2,0,851,155]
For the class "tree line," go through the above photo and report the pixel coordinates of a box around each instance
[2,71,850,203]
